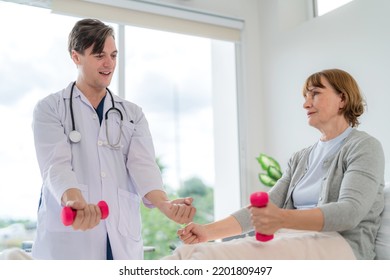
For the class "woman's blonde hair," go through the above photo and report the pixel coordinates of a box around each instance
[302,68,365,127]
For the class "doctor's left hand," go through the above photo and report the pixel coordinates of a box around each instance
[161,197,196,224]
[62,188,103,231]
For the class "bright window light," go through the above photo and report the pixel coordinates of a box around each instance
[316,0,354,16]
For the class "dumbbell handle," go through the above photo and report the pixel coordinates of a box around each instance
[61,200,109,226]
[250,192,274,242]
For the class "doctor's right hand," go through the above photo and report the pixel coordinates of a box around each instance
[177,222,208,244]
[61,188,102,231]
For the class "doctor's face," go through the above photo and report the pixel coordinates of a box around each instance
[72,36,117,91]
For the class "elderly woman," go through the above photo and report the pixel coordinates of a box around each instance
[164,68,385,260]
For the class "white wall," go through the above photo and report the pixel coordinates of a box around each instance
[256,0,390,194]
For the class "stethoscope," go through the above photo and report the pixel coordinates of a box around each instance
[68,81,123,148]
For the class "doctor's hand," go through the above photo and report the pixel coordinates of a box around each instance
[62,188,103,231]
[160,197,196,224]
[177,222,208,244]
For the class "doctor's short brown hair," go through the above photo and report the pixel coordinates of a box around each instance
[68,18,115,56]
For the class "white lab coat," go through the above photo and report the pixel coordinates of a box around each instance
[31,82,164,259]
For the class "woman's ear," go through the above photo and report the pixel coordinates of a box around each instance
[339,92,346,109]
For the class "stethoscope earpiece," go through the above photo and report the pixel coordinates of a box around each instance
[69,130,82,143]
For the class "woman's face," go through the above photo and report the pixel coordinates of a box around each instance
[303,76,345,131]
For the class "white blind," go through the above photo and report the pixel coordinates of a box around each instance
[51,0,243,42]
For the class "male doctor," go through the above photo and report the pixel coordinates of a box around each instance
[31,18,196,259]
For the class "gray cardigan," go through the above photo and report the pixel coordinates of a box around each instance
[232,129,385,259]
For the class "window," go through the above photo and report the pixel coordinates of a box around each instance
[124,27,215,190]
[0,1,82,251]
[315,0,354,16]
[0,2,80,220]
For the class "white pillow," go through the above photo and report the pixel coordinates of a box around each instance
[375,183,390,260]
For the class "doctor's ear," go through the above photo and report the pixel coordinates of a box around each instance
[71,50,81,64]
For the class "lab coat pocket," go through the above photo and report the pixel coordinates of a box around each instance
[120,120,136,153]
[121,119,136,135]
[118,188,142,241]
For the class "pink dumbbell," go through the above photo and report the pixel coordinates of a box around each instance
[61,200,109,226]
[250,192,274,242]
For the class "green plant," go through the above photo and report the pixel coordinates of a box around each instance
[256,153,282,187]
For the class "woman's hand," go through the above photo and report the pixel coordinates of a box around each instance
[249,201,282,236]
[250,201,325,234]
[177,222,208,244]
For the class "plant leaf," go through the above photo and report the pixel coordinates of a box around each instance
[256,153,281,172]
[267,165,282,180]
[258,174,276,187]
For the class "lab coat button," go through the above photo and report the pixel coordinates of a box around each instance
[101,172,106,178]
[92,114,98,119]
[98,140,103,146]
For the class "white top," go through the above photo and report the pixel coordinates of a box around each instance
[292,127,352,209]
[31,82,164,259]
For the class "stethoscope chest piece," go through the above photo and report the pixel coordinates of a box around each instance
[69,130,82,143]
